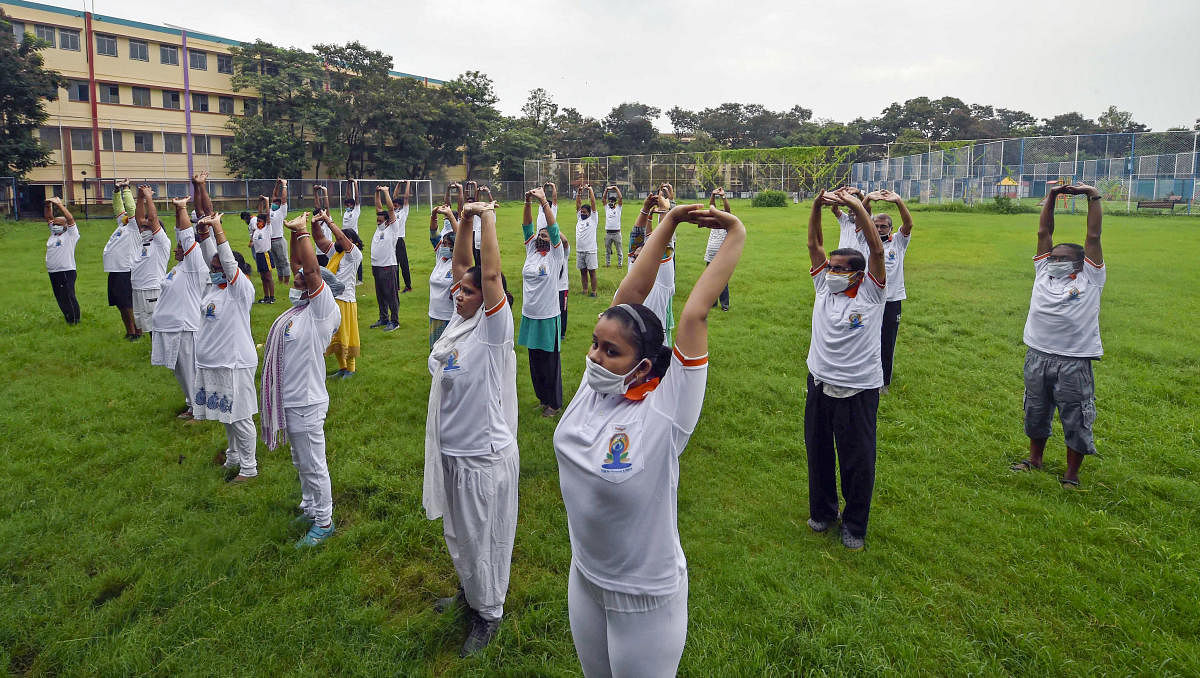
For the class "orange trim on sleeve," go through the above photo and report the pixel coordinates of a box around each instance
[450,282,461,294]
[182,242,197,257]
[810,261,828,277]
[1033,252,1051,261]
[308,281,326,298]
[484,297,507,316]
[868,272,885,289]
[1085,257,1103,269]
[672,345,709,366]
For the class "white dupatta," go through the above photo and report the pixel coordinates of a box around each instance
[422,307,482,520]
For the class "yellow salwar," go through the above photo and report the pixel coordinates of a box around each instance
[326,298,360,371]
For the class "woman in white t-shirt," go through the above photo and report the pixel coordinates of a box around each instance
[553,202,745,678]
[422,201,519,657]
[44,197,82,325]
[428,205,458,348]
[518,187,567,417]
[262,213,343,548]
[192,214,259,484]
[313,212,363,379]
[151,196,209,419]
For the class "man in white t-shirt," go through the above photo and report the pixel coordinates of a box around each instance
[575,184,598,296]
[44,196,82,324]
[1011,183,1106,489]
[268,179,290,284]
[104,179,140,338]
[804,188,887,551]
[370,185,401,331]
[389,181,413,292]
[602,185,623,268]
[341,180,364,284]
[130,185,172,334]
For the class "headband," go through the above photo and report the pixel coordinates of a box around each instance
[616,303,646,336]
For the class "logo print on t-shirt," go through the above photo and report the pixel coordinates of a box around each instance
[284,320,294,338]
[538,265,547,276]
[848,312,864,329]
[204,302,216,319]
[443,349,461,371]
[888,251,896,262]
[1067,287,1081,301]
[601,432,632,471]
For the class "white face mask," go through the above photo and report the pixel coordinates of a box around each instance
[825,271,856,293]
[437,246,452,259]
[584,355,648,395]
[50,224,65,235]
[1045,261,1076,278]
[288,287,307,306]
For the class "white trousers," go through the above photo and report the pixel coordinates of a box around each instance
[223,418,257,477]
[568,565,688,678]
[287,402,332,526]
[441,443,519,621]
[174,333,196,408]
[132,287,159,332]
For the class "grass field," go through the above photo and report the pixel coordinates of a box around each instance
[2,201,1198,677]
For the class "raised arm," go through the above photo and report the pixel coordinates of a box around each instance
[614,185,622,206]
[376,185,395,223]
[452,183,464,213]
[325,218,353,254]
[837,189,884,282]
[43,199,54,223]
[257,194,269,217]
[311,211,334,254]
[346,179,357,204]
[1037,184,1060,256]
[720,188,731,213]
[201,213,240,280]
[48,196,76,226]
[677,208,746,357]
[878,189,913,235]
[708,190,718,208]
[277,179,288,205]
[808,191,830,270]
[1064,184,1103,265]
[192,171,213,217]
[271,179,281,204]
[314,184,327,213]
[138,185,162,233]
[614,203,700,306]
[285,213,322,295]
[587,184,596,212]
[450,202,473,282]
[430,205,443,247]
[171,196,193,232]
[576,184,584,212]
[633,192,666,234]
[112,179,132,220]
[469,202,504,308]
[465,180,478,202]
[546,182,558,206]
[391,180,409,206]
[478,185,493,204]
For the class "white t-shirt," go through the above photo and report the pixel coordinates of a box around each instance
[369,220,399,266]
[536,203,559,230]
[604,204,622,232]
[196,267,257,370]
[45,224,80,273]
[427,297,516,456]
[554,348,709,596]
[838,219,911,302]
[102,217,138,272]
[576,210,599,253]
[703,228,727,263]
[428,254,456,320]
[131,229,171,290]
[246,216,257,239]
[251,224,272,254]
[557,238,571,293]
[1023,254,1105,358]
[806,261,887,389]
[472,214,482,249]
[642,253,676,345]
[330,244,363,303]
[153,230,207,332]
[521,230,565,320]
[342,205,361,233]
[387,204,409,239]
[280,282,342,407]
[269,202,287,239]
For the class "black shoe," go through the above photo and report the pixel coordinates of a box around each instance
[721,303,729,311]
[460,612,500,657]
[434,588,465,614]
[383,322,399,332]
[266,297,276,304]
[369,320,387,329]
[401,287,413,294]
[807,517,831,533]
[257,297,271,304]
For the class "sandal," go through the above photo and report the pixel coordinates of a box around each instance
[1059,476,1081,489]
[1009,459,1042,472]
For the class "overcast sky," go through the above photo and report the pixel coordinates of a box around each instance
[92,0,1200,131]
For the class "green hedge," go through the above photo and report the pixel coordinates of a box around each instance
[751,190,789,207]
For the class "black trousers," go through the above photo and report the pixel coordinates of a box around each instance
[372,264,399,323]
[394,237,412,290]
[804,374,879,538]
[344,229,363,282]
[528,346,562,409]
[704,262,730,308]
[49,270,80,324]
[559,290,568,339]
[473,247,482,266]
[881,300,901,386]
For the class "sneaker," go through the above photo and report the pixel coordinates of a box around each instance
[266,297,276,304]
[840,526,865,550]
[721,303,729,312]
[369,320,388,329]
[401,287,413,294]
[340,371,356,379]
[589,292,597,298]
[129,333,143,341]
[807,517,831,533]
[227,473,255,485]
[383,322,399,332]
[327,369,346,380]
[541,405,559,418]
[257,298,271,304]
[460,612,500,657]
[295,522,335,548]
[433,587,465,614]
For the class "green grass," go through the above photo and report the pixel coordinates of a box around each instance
[2,202,1198,676]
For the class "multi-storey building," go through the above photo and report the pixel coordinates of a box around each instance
[3,0,442,213]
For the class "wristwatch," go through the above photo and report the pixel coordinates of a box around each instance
[1088,194,1102,202]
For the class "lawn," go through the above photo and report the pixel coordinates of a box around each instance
[1,200,1198,677]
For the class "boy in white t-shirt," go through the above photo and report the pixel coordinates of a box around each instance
[1011,183,1106,489]
[44,196,82,324]
[804,189,888,551]
[391,180,414,292]
[602,185,623,268]
[268,179,290,283]
[575,184,599,296]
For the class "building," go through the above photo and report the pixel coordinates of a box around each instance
[2,0,443,214]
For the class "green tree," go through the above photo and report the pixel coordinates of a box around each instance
[1096,105,1148,133]
[442,71,502,180]
[223,116,308,179]
[0,10,67,181]
[313,41,395,178]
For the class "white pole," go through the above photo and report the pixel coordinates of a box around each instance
[1073,135,1080,181]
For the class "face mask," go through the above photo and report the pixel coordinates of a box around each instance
[825,271,856,293]
[210,271,227,285]
[535,239,550,253]
[878,230,891,242]
[271,203,280,211]
[50,224,65,235]
[585,355,648,395]
[437,246,452,259]
[1046,261,1076,278]
[580,212,591,221]
[608,202,616,208]
[289,287,306,305]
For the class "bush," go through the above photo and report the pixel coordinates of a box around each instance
[990,196,1023,214]
[751,190,788,207]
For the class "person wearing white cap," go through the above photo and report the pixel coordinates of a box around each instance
[553,200,745,677]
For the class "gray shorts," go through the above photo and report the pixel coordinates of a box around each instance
[1023,348,1097,454]
[576,250,598,270]
[270,237,289,271]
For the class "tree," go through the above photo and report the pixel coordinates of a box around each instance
[1038,112,1099,137]
[490,121,543,181]
[442,71,502,180]
[667,107,699,137]
[223,116,308,179]
[603,102,661,155]
[521,88,558,135]
[313,41,395,178]
[0,10,67,181]
[1096,105,1147,133]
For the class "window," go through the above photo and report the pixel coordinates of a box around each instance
[95,33,117,56]
[243,99,257,117]
[133,132,154,152]
[191,93,209,112]
[98,84,120,104]
[67,80,89,102]
[70,129,92,151]
[40,127,61,150]
[129,39,148,61]
[189,50,207,70]
[160,44,178,65]
[217,53,233,74]
[59,28,79,51]
[194,135,210,154]
[164,133,183,153]
[101,130,123,151]
[131,86,150,107]
[35,24,54,43]
[162,90,181,109]
[11,21,25,42]
[218,96,234,115]
[218,136,234,155]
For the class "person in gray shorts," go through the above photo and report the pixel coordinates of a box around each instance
[1011,183,1106,488]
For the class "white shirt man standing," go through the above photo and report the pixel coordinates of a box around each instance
[602,185,623,268]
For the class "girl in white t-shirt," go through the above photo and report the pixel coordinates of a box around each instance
[151,196,209,419]
[422,201,519,657]
[518,187,566,417]
[43,197,81,325]
[428,205,458,348]
[313,212,363,378]
[553,201,746,678]
[262,213,343,548]
[192,214,259,484]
